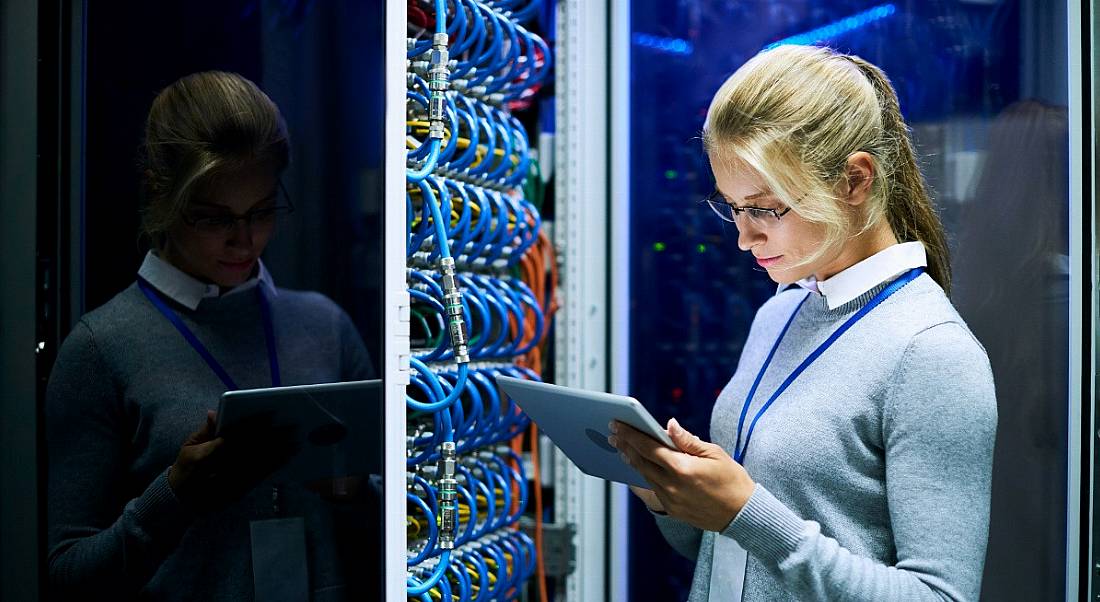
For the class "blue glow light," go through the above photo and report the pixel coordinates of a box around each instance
[764,4,897,50]
[633,32,695,56]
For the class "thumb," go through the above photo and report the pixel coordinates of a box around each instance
[667,418,710,456]
[188,411,218,444]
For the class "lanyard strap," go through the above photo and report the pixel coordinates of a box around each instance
[733,267,925,463]
[137,278,281,391]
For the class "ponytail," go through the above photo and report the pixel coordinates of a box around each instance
[845,56,952,295]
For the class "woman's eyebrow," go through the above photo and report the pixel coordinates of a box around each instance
[716,187,774,207]
[190,190,278,212]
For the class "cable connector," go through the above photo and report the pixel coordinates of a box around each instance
[439,257,470,364]
[428,32,450,140]
[438,441,458,549]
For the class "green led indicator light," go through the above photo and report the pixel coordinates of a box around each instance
[664,169,678,179]
[653,242,667,252]
[696,244,707,253]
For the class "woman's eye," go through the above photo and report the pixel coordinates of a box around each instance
[197,215,234,226]
[250,208,278,221]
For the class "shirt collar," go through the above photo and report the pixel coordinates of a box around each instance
[778,241,927,310]
[137,250,277,311]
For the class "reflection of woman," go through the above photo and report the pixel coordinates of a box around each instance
[953,100,1069,601]
[609,46,996,600]
[46,71,374,599]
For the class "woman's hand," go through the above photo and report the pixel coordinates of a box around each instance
[628,485,666,513]
[168,410,297,513]
[609,418,755,533]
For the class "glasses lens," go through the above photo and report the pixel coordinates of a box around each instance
[744,207,776,227]
[189,217,236,237]
[704,199,736,223]
[250,208,280,228]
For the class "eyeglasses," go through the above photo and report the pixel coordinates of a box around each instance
[701,188,791,228]
[182,181,295,238]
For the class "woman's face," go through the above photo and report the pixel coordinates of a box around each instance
[163,162,279,288]
[710,159,844,285]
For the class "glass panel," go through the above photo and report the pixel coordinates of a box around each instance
[50,1,386,599]
[627,1,1069,599]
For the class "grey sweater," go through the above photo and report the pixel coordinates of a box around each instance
[46,282,374,600]
[655,273,997,601]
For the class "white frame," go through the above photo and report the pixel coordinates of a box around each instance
[609,0,633,598]
[1067,0,1091,600]
[384,1,409,600]
[554,0,612,599]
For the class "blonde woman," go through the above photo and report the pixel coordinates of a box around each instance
[609,46,996,601]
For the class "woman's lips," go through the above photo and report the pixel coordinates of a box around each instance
[756,255,782,269]
[219,258,256,272]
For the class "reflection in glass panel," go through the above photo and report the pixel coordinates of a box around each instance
[48,1,386,599]
[627,1,1068,600]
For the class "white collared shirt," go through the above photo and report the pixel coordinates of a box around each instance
[780,241,928,310]
[137,250,278,311]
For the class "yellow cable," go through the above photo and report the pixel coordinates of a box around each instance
[406,127,521,166]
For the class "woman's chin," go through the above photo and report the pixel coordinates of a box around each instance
[212,259,258,287]
[763,267,803,286]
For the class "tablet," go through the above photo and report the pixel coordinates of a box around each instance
[496,376,676,488]
[215,379,383,484]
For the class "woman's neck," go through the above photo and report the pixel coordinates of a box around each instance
[814,222,899,282]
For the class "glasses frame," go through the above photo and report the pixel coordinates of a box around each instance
[700,188,792,226]
[181,180,295,237]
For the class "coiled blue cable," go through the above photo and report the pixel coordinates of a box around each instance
[448,558,472,602]
[469,551,490,601]
[408,138,442,182]
[408,357,466,414]
[406,549,451,596]
[408,475,439,565]
[484,15,521,94]
[482,542,507,599]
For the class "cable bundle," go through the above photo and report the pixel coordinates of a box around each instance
[406,0,553,599]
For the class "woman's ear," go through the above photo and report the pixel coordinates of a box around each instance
[843,151,875,206]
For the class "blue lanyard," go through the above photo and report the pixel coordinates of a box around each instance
[137,278,281,391]
[733,267,924,463]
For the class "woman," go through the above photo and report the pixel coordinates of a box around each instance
[46,71,374,599]
[609,45,996,601]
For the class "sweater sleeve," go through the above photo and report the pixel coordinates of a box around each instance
[653,511,705,562]
[335,307,376,381]
[721,322,997,602]
[46,321,194,595]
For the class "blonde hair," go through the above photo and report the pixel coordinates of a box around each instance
[703,45,951,294]
[139,71,290,248]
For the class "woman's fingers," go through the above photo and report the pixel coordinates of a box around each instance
[611,422,755,531]
[185,412,218,445]
[616,437,670,488]
[610,421,683,469]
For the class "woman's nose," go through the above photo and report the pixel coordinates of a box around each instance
[736,222,765,252]
[227,218,254,247]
